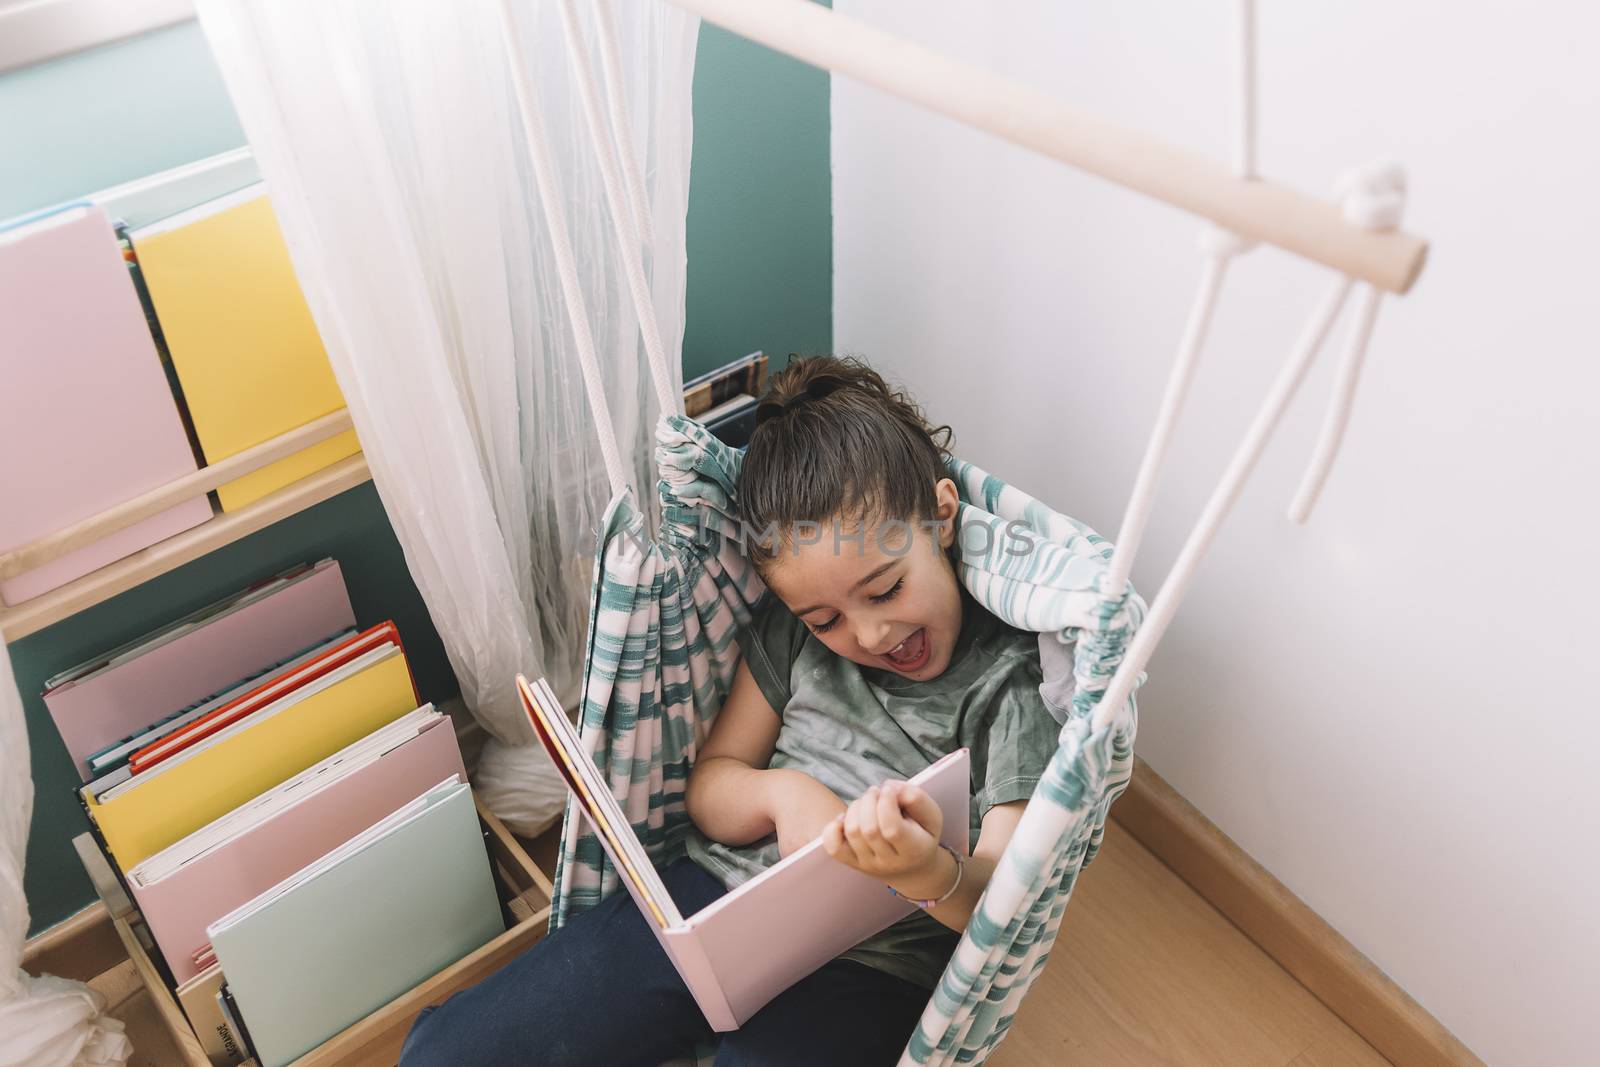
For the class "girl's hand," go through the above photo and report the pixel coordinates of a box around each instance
[823,780,945,884]
[764,769,848,856]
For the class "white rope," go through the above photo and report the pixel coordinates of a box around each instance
[496,0,629,497]
[593,0,656,251]
[1233,0,1258,179]
[1287,161,1407,522]
[1104,251,1233,600]
[1093,276,1354,733]
[557,0,681,418]
[1336,160,1408,230]
[1103,0,1261,600]
[1287,285,1382,522]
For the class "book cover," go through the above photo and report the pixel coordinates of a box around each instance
[131,186,358,511]
[43,558,355,781]
[516,673,971,1031]
[0,203,212,605]
[84,646,419,870]
[130,709,465,985]
[207,780,503,1067]
[176,963,246,1065]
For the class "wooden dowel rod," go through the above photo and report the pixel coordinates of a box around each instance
[0,408,355,581]
[0,453,371,641]
[664,0,1429,294]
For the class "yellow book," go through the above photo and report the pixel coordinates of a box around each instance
[84,649,417,871]
[132,186,359,511]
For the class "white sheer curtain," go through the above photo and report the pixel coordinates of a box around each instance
[192,0,699,830]
[0,642,130,1067]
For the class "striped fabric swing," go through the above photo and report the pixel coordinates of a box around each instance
[555,413,1146,1064]
[500,1,1422,1063]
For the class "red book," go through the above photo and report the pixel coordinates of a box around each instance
[127,621,416,776]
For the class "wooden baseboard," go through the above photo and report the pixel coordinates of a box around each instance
[1112,757,1484,1067]
[21,900,122,983]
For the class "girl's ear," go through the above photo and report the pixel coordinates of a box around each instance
[933,478,960,550]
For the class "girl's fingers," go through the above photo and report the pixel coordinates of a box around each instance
[822,816,847,860]
[877,781,907,853]
[897,783,944,838]
[842,796,870,863]
[846,789,894,864]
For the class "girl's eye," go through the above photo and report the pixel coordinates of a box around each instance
[810,616,840,635]
[869,578,904,604]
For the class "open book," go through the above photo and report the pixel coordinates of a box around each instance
[516,675,971,1031]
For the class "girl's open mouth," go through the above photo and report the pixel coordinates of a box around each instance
[883,627,931,672]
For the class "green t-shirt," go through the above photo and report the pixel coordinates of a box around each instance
[684,587,1059,989]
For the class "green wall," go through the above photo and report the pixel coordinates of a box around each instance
[0,22,247,217]
[7,18,830,938]
[682,18,832,379]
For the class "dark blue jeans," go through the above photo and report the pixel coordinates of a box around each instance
[398,859,931,1066]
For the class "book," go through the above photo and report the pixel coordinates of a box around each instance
[78,625,403,805]
[683,351,767,419]
[125,621,406,775]
[82,633,420,871]
[516,674,972,1031]
[0,202,213,606]
[130,185,359,511]
[207,778,503,1067]
[175,962,245,1065]
[43,558,355,781]
[701,393,760,447]
[215,983,257,1064]
[128,706,466,985]
[85,628,356,782]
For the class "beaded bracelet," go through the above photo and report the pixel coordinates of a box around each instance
[887,843,965,910]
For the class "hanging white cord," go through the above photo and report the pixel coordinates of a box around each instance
[593,0,656,251]
[1287,285,1382,522]
[1092,276,1353,733]
[1287,162,1407,522]
[496,0,629,497]
[1103,249,1232,600]
[1102,0,1260,600]
[1233,0,1258,179]
[556,0,681,418]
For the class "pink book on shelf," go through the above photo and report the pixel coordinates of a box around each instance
[43,559,356,781]
[517,675,972,1032]
[127,708,464,986]
[0,203,213,607]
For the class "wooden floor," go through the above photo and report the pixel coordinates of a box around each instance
[92,960,190,1067]
[993,824,1387,1067]
[103,822,1387,1066]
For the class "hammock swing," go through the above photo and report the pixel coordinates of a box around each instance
[498,1,1428,1063]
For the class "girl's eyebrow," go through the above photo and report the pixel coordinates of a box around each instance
[792,562,897,617]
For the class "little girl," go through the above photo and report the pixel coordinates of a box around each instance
[400,356,1058,1066]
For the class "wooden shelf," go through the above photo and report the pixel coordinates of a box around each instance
[30,795,553,1067]
[0,454,373,642]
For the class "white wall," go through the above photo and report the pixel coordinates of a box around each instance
[833,3,1600,1063]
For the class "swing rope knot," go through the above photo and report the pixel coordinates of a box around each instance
[1337,160,1407,231]
[1197,223,1258,258]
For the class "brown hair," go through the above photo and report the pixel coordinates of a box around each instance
[739,355,953,566]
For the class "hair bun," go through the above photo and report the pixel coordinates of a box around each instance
[754,370,849,426]
[800,374,846,403]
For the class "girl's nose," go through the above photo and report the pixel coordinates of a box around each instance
[855,618,892,654]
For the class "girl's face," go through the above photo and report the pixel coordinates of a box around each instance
[761,479,965,681]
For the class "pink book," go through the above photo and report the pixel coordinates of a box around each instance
[518,675,972,1031]
[43,559,355,781]
[127,707,464,986]
[0,203,213,606]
